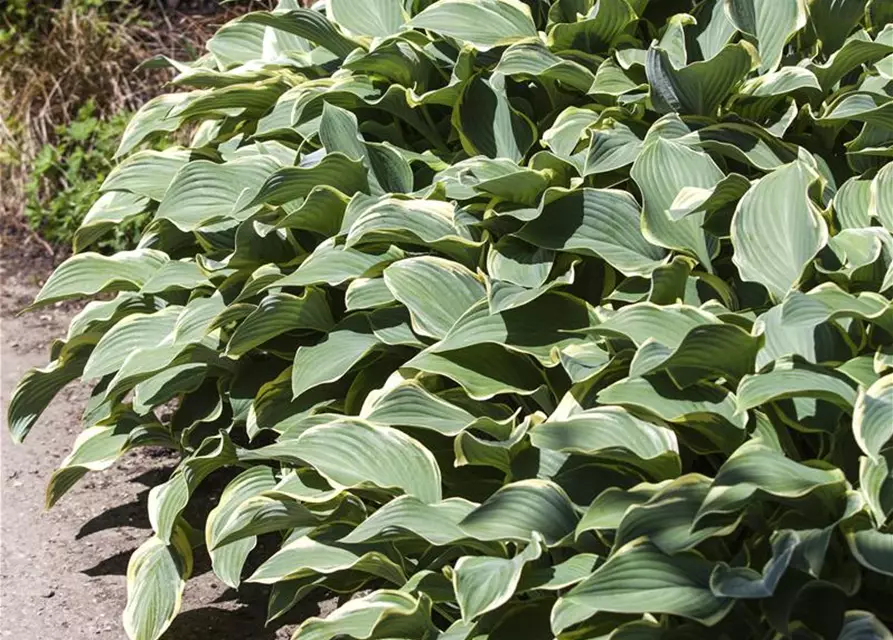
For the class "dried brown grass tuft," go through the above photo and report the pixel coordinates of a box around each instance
[0,1,272,252]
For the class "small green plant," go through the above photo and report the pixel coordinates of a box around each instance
[22,101,148,250]
[8,1,893,640]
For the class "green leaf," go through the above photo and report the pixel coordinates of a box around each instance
[529,406,681,479]
[854,375,893,461]
[646,42,756,116]
[453,75,536,162]
[328,0,406,38]
[631,137,723,269]
[731,162,828,300]
[598,375,747,431]
[294,418,442,503]
[249,536,406,585]
[31,249,169,308]
[516,187,668,276]
[614,475,739,553]
[123,527,192,640]
[205,466,277,588]
[726,0,808,73]
[7,337,94,442]
[236,9,361,58]
[454,535,544,621]
[459,479,578,545]
[363,380,477,436]
[408,0,537,49]
[552,542,732,632]
[405,344,546,399]
[737,355,859,413]
[155,156,281,231]
[546,0,637,54]
[291,315,380,398]
[696,441,846,521]
[431,293,593,364]
[384,256,485,339]
[248,153,369,208]
[340,495,477,545]
[289,590,433,640]
[226,289,334,357]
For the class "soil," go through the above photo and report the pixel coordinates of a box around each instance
[0,236,326,639]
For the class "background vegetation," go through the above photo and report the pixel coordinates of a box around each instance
[0,0,265,254]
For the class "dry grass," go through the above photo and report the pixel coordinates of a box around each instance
[0,1,272,253]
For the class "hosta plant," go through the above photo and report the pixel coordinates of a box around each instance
[9,0,893,638]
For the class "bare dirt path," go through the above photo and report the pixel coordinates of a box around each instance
[0,253,305,639]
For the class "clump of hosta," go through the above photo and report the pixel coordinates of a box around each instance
[9,0,893,638]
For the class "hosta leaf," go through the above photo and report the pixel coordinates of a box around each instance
[871,161,893,232]
[31,249,168,308]
[73,191,150,253]
[209,492,324,549]
[529,407,680,479]
[454,534,544,621]
[236,9,361,58]
[848,528,893,578]
[589,302,718,349]
[582,121,644,176]
[363,380,477,436]
[115,92,193,158]
[226,289,334,357]
[248,537,406,585]
[340,495,477,545]
[631,137,722,269]
[853,375,893,461]
[726,0,808,73]
[346,196,475,255]
[598,375,747,432]
[693,0,738,60]
[628,323,761,387]
[731,161,828,300]
[140,261,211,295]
[149,435,237,543]
[431,293,593,364]
[248,152,368,208]
[123,526,192,640]
[328,0,405,38]
[276,240,403,288]
[709,530,798,598]
[47,413,167,508]
[384,256,485,339]
[782,284,893,334]
[405,345,546,399]
[737,355,859,412]
[696,442,846,521]
[291,315,380,398]
[7,337,94,442]
[546,0,637,54]
[345,277,397,311]
[155,156,281,231]
[614,475,739,554]
[294,419,442,503]
[453,75,535,162]
[809,0,871,55]
[289,590,433,640]
[459,479,578,545]
[408,0,537,49]
[552,542,732,632]
[646,42,756,116]
[837,611,893,640]
[205,466,277,589]
[516,187,667,277]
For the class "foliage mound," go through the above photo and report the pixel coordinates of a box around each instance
[9,0,893,639]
